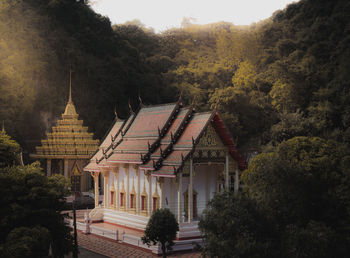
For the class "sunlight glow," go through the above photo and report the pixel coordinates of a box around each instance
[91,0,299,32]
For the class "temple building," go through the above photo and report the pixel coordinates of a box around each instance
[83,100,246,251]
[30,82,99,192]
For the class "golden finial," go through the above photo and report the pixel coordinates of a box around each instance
[69,69,72,103]
[1,121,5,133]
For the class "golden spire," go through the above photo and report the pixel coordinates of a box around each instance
[69,69,72,103]
[1,121,5,133]
[62,69,78,118]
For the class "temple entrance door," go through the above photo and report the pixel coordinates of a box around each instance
[71,175,81,192]
[184,189,198,220]
[71,162,82,192]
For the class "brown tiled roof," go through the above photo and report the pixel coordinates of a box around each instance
[124,103,178,138]
[84,101,246,174]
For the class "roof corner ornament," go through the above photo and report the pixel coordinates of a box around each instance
[114,105,120,120]
[147,141,151,151]
[95,157,99,164]
[128,99,134,115]
[158,126,161,137]
[170,132,174,142]
[152,159,156,168]
[181,153,184,162]
[191,96,196,111]
[173,166,177,174]
[138,90,144,107]
[214,99,220,113]
[178,89,183,105]
[192,136,195,146]
[160,147,163,157]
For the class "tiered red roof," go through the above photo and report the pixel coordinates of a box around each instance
[84,101,246,175]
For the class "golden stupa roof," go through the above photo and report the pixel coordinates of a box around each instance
[30,78,99,160]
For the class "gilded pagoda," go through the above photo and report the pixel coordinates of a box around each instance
[30,81,99,192]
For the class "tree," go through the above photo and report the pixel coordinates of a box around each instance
[0,129,20,168]
[141,208,179,258]
[3,226,50,258]
[200,137,350,258]
[0,162,73,257]
[199,192,277,258]
[242,137,350,257]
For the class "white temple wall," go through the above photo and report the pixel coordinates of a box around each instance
[162,177,172,211]
[193,165,207,217]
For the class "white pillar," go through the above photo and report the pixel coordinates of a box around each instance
[189,158,193,223]
[234,168,240,194]
[103,171,109,208]
[159,179,164,209]
[47,159,51,177]
[126,167,129,212]
[148,174,152,216]
[170,178,175,213]
[116,170,120,210]
[136,169,140,214]
[225,152,229,190]
[64,159,69,178]
[112,166,119,210]
[205,166,210,203]
[177,172,182,223]
[92,172,99,207]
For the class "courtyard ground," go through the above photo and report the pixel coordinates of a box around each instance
[76,231,202,258]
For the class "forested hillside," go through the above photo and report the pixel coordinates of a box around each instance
[0,0,349,159]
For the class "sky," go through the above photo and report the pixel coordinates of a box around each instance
[90,0,299,32]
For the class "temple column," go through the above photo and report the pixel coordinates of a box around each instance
[112,166,119,209]
[170,178,175,213]
[136,169,140,214]
[47,159,51,177]
[159,178,164,209]
[125,165,129,212]
[64,159,69,178]
[205,166,210,203]
[147,174,152,216]
[102,171,110,208]
[188,158,193,223]
[92,172,99,207]
[177,172,182,223]
[225,152,230,190]
[234,167,240,194]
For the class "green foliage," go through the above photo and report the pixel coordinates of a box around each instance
[0,131,21,168]
[1,0,350,155]
[200,137,350,257]
[142,208,179,257]
[0,162,73,257]
[3,226,50,258]
[241,137,350,257]
[199,192,276,258]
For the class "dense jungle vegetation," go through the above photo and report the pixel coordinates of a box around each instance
[0,0,349,157]
[1,0,350,257]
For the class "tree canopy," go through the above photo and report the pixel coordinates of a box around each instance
[0,162,73,257]
[200,137,350,257]
[142,208,179,258]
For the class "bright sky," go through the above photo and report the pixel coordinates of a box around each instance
[90,0,298,32]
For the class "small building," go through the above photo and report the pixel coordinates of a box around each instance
[30,84,99,192]
[83,100,246,252]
